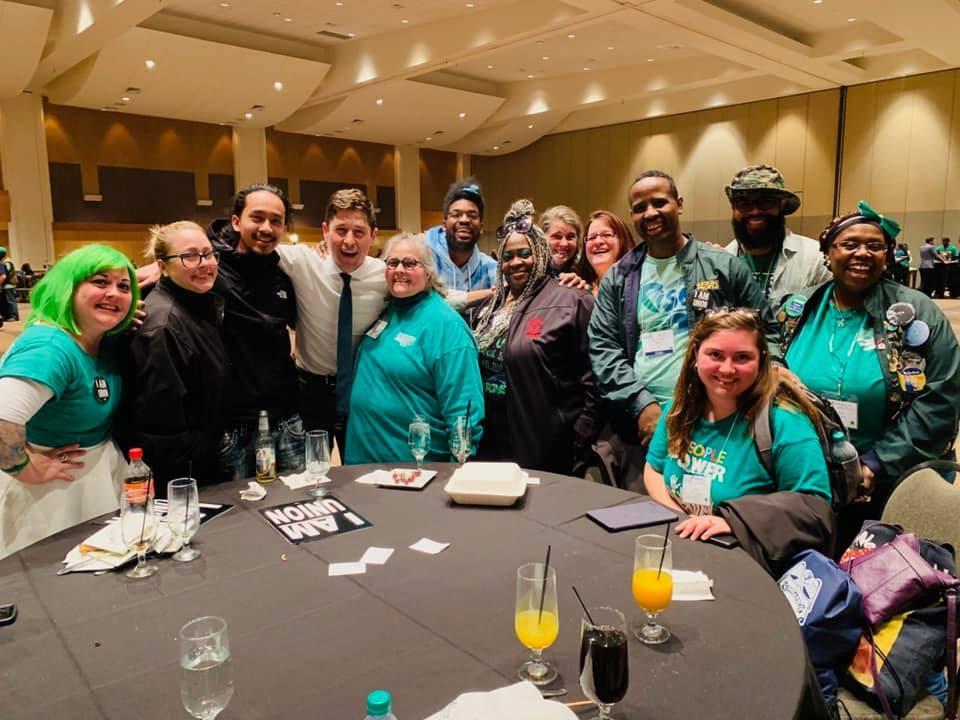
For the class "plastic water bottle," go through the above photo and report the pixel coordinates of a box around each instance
[829,430,862,503]
[364,689,398,720]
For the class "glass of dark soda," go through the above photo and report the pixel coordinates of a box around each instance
[579,607,629,719]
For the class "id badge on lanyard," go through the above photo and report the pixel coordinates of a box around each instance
[681,474,711,507]
[642,329,674,357]
[824,393,859,430]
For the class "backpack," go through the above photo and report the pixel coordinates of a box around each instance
[753,389,861,508]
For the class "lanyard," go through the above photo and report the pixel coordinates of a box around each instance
[827,297,868,395]
[737,243,781,298]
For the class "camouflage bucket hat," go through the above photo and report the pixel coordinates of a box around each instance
[724,164,801,216]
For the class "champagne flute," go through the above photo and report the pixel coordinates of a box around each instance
[632,534,673,644]
[179,616,234,720]
[408,417,430,470]
[167,478,201,562]
[579,607,629,720]
[449,416,471,465]
[305,430,331,498]
[514,562,559,685]
[120,484,158,579]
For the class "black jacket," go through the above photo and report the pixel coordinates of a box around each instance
[126,277,227,487]
[207,219,298,424]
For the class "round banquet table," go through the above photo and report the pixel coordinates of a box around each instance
[0,464,808,719]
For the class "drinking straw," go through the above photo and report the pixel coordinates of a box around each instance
[537,544,552,623]
[571,585,596,626]
[656,522,672,580]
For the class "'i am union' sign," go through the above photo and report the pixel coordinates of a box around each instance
[258,496,372,545]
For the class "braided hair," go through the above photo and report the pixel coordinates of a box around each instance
[473,199,550,352]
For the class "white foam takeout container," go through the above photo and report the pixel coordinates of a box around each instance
[444,462,528,506]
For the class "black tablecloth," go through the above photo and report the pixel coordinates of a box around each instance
[0,464,807,719]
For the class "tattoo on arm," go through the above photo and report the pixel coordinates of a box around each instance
[0,420,28,469]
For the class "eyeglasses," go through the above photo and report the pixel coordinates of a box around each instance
[385,257,424,270]
[586,230,617,244]
[160,250,220,267]
[831,240,888,254]
[731,194,781,212]
[496,216,534,241]
[501,247,533,262]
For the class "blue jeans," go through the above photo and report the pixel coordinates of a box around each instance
[218,414,305,482]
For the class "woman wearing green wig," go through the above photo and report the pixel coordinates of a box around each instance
[0,244,139,559]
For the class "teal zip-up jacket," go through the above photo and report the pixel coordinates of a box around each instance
[780,279,960,495]
[587,235,778,429]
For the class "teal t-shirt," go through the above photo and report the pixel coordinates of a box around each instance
[345,292,484,464]
[784,289,885,451]
[647,401,831,512]
[0,324,122,447]
[633,255,689,405]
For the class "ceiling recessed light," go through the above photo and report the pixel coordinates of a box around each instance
[813,0,822,3]
[527,74,535,78]
[487,64,494,69]
[541,56,550,60]
[465,2,475,6]
[347,32,356,37]
[567,33,575,39]
[458,112,466,118]
[144,59,156,70]
[493,145,499,150]
[244,112,253,120]
[284,17,293,22]
[647,58,654,62]
[401,18,409,23]
[847,16,856,21]
[273,81,284,91]
[425,136,432,141]
[121,96,130,102]
[336,1,343,4]
[583,66,590,71]
[528,124,533,129]
[376,98,384,105]
[219,1,229,6]
[607,46,615,51]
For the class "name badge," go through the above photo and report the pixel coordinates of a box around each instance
[681,474,711,507]
[366,319,388,339]
[827,398,858,430]
[642,329,674,357]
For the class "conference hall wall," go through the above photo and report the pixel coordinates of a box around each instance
[473,68,960,260]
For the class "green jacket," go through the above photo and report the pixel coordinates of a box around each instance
[780,279,960,494]
[587,235,778,428]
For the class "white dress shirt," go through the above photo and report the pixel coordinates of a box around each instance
[276,245,388,376]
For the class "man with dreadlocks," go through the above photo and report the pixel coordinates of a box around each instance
[470,200,599,474]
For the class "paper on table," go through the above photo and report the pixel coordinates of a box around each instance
[410,538,450,555]
[61,519,178,573]
[281,471,328,490]
[354,469,391,485]
[360,546,394,565]
[424,681,576,720]
[671,569,715,601]
[239,481,267,501]
[328,561,366,576]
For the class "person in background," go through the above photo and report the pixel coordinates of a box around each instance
[588,170,776,490]
[644,308,832,553]
[0,245,139,558]
[936,235,958,298]
[723,164,831,306]
[580,210,636,293]
[780,202,960,548]
[0,247,18,322]
[918,237,938,297]
[892,242,911,286]
[345,233,483,463]
[423,179,498,312]
[472,200,599,474]
[539,205,583,277]
[126,222,226,491]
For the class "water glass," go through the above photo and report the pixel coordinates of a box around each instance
[449,415,472,464]
[179,616,234,720]
[167,478,201,562]
[305,430,331,497]
[579,607,629,719]
[408,417,430,469]
[120,485,158,579]
[632,534,673,644]
[514,562,559,685]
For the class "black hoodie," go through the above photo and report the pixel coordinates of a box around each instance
[207,219,298,425]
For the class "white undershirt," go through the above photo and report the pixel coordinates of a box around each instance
[0,377,54,424]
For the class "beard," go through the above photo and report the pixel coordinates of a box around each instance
[732,213,786,251]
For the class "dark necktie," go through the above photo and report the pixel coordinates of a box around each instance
[335,272,353,415]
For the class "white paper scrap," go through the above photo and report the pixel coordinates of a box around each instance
[409,538,450,555]
[671,569,715,601]
[240,481,267,501]
[360,547,395,565]
[281,471,328,490]
[354,470,392,485]
[328,561,367,576]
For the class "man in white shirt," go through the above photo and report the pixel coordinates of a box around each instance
[276,189,387,454]
[723,164,831,306]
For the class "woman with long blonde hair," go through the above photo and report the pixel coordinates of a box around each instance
[644,308,831,542]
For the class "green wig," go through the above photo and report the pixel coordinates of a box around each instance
[28,244,140,336]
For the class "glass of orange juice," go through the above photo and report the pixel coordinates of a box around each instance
[515,562,559,685]
[632,534,673,645]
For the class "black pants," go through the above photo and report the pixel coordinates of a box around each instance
[297,368,347,458]
[919,268,937,296]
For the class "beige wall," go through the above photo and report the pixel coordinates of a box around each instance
[840,69,960,257]
[473,91,840,249]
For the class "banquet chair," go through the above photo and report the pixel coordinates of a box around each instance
[836,461,960,720]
